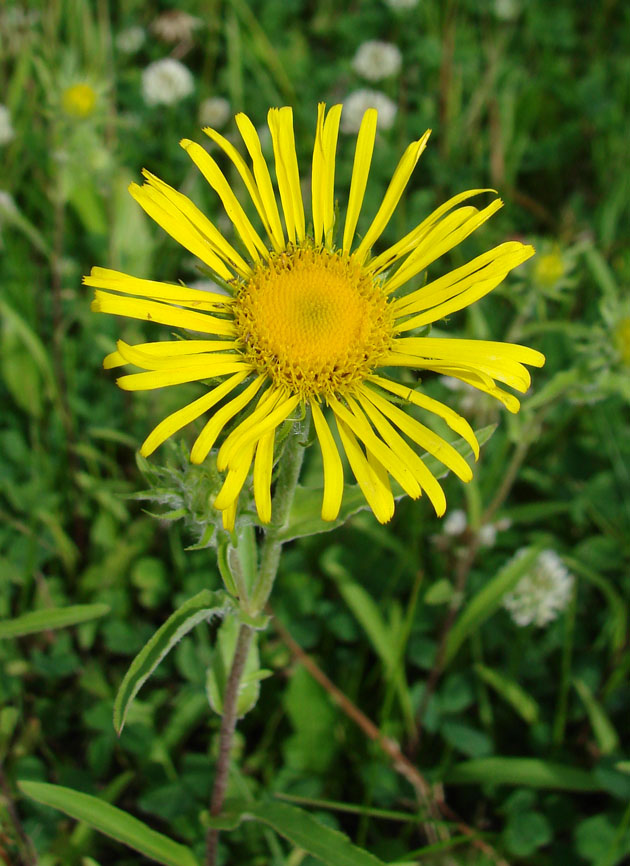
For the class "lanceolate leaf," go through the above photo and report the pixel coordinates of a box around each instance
[18,781,198,866]
[113,589,235,734]
[206,799,385,866]
[444,544,543,665]
[279,425,496,542]
[444,758,602,792]
[0,604,110,639]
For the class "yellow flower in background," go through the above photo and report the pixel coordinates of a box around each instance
[61,83,97,118]
[85,104,544,529]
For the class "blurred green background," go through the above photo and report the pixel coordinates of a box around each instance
[1,0,629,864]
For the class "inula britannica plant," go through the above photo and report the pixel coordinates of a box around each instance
[59,103,546,865]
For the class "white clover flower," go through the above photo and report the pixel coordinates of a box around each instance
[151,10,203,43]
[116,26,146,54]
[199,96,231,129]
[352,41,402,82]
[142,59,194,107]
[385,0,419,9]
[443,509,467,536]
[503,550,574,627]
[0,105,15,146]
[477,523,497,548]
[494,0,521,21]
[341,90,397,134]
[0,190,17,221]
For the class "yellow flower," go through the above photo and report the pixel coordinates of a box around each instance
[85,104,544,529]
[61,83,97,118]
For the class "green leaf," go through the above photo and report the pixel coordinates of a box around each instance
[563,556,627,652]
[113,590,235,734]
[0,604,110,639]
[321,546,414,732]
[444,545,542,665]
[207,799,385,866]
[474,663,540,725]
[573,678,620,755]
[279,425,496,542]
[445,757,602,791]
[206,616,263,718]
[18,781,198,866]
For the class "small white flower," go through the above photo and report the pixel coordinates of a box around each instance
[142,58,194,106]
[494,0,521,21]
[503,549,574,628]
[0,190,17,220]
[477,523,497,548]
[352,41,402,82]
[151,10,203,43]
[116,26,146,54]
[0,105,15,146]
[199,96,231,129]
[385,0,419,9]
[341,90,397,134]
[443,509,467,536]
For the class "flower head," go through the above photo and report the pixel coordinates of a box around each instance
[86,104,544,530]
[341,91,397,133]
[61,83,98,118]
[503,550,574,627]
[116,26,146,54]
[142,58,194,106]
[151,10,203,43]
[199,96,231,129]
[352,41,403,82]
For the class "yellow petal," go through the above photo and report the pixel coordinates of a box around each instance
[91,290,235,336]
[117,361,246,391]
[311,103,342,246]
[354,130,431,264]
[213,444,256,511]
[236,112,285,251]
[267,107,305,244]
[357,387,447,516]
[425,364,522,413]
[343,108,378,253]
[141,170,252,278]
[223,393,300,471]
[84,267,233,309]
[253,431,275,524]
[331,395,421,499]
[222,501,238,531]
[311,103,327,246]
[140,371,249,456]
[190,375,265,464]
[128,183,235,282]
[216,387,281,471]
[369,188,496,274]
[334,417,394,524]
[310,401,344,521]
[203,125,278,248]
[360,386,473,483]
[116,340,239,371]
[104,339,237,369]
[384,198,504,294]
[367,374,479,460]
[180,138,268,262]
[393,242,533,317]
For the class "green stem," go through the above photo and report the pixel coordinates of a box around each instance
[205,622,255,866]
[250,415,309,615]
[205,416,308,864]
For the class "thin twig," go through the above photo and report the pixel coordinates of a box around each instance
[271,611,509,865]
[205,623,255,866]
[0,762,38,866]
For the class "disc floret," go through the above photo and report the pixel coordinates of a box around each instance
[233,244,395,399]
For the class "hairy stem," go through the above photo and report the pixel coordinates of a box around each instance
[205,416,308,865]
[205,622,254,866]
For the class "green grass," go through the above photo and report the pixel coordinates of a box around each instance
[1,0,630,864]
